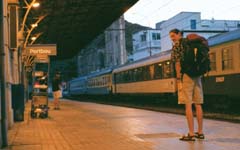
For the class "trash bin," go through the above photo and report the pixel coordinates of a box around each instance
[11,84,25,121]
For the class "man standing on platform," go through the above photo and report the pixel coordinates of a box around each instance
[52,71,62,110]
[169,28,205,141]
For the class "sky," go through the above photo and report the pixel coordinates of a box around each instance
[124,0,240,28]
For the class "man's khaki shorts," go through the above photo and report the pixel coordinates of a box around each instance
[178,74,203,104]
[53,90,62,99]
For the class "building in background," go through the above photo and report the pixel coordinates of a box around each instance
[131,29,161,61]
[77,34,105,76]
[105,15,127,68]
[77,16,126,76]
[156,12,240,51]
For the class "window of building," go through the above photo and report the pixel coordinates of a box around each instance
[190,19,196,29]
[141,34,146,42]
[222,47,233,70]
[209,52,216,71]
[237,23,240,28]
[115,35,118,43]
[152,33,161,40]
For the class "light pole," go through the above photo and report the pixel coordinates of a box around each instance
[18,0,40,82]
[18,0,42,103]
[18,0,40,61]
[30,32,43,45]
[148,30,152,56]
[23,15,46,48]
[144,30,152,56]
[1,0,8,147]
[19,0,40,34]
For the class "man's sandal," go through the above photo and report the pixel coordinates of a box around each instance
[195,132,205,139]
[179,134,195,141]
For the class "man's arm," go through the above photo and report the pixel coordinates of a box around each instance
[175,61,181,79]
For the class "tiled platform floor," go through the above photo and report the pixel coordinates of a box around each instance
[3,99,240,150]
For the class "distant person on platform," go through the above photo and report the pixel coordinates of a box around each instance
[52,72,62,110]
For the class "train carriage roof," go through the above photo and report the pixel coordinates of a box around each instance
[208,28,240,46]
[69,76,87,83]
[113,50,171,73]
[86,68,113,78]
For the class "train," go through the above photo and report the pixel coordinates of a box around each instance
[67,29,240,103]
[67,50,177,96]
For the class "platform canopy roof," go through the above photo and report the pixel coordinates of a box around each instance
[21,0,138,59]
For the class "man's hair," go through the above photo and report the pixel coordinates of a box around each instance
[169,28,183,36]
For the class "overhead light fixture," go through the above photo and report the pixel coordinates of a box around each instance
[32,2,40,8]
[31,23,38,28]
[31,36,37,41]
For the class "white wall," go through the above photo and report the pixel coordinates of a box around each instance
[156,12,240,51]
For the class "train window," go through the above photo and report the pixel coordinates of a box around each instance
[99,78,101,86]
[102,77,105,86]
[128,69,134,82]
[117,73,120,83]
[115,74,118,83]
[116,72,121,83]
[127,70,132,82]
[94,79,97,86]
[149,65,155,80]
[104,76,107,85]
[104,77,107,85]
[124,71,129,82]
[118,73,122,83]
[135,68,142,81]
[154,63,163,79]
[105,76,108,84]
[121,72,124,83]
[143,66,149,81]
[123,71,127,82]
[146,66,151,80]
[209,52,216,71]
[163,61,172,78]
[133,68,138,82]
[95,79,97,86]
[222,47,233,70]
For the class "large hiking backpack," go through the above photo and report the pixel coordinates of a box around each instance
[180,34,211,77]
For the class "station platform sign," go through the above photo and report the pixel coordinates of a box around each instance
[25,44,57,56]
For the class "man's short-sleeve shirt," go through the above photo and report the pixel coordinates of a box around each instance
[171,38,187,63]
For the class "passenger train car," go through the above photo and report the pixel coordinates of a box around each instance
[112,50,176,95]
[68,76,87,96]
[203,29,240,98]
[85,68,112,94]
[68,29,240,100]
